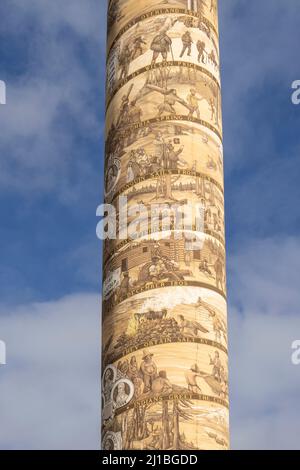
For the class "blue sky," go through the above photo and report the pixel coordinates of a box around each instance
[0,0,300,450]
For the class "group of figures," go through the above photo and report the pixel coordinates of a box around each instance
[103,0,229,450]
[107,1,219,43]
[106,65,221,135]
[103,288,228,364]
[103,234,226,311]
[107,11,220,97]
[103,398,228,450]
[114,172,225,235]
[102,342,228,450]
[109,346,228,401]
[105,121,223,201]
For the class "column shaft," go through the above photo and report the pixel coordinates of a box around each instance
[102,0,229,451]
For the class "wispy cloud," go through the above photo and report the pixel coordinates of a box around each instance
[0,293,100,450]
[0,0,106,204]
[229,236,300,449]
[0,0,300,450]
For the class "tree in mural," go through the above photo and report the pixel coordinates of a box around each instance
[161,399,171,449]
[171,397,193,449]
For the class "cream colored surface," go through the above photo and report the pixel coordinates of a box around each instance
[102,0,229,450]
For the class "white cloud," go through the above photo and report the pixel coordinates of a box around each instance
[0,0,300,451]
[229,236,300,449]
[0,0,106,203]
[1,237,300,449]
[0,293,100,450]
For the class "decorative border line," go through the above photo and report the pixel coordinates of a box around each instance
[104,227,225,268]
[103,6,228,436]
[110,169,224,203]
[107,8,219,60]
[106,114,222,142]
[103,280,227,314]
[106,60,221,111]
[103,337,228,367]
[111,392,229,421]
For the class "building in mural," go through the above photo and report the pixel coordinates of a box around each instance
[102,0,229,450]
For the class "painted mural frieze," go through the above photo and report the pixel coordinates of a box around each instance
[106,12,220,101]
[103,232,227,312]
[102,286,228,367]
[103,0,228,450]
[106,65,222,138]
[107,0,219,52]
[104,121,224,203]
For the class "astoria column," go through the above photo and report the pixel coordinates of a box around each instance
[102,0,229,451]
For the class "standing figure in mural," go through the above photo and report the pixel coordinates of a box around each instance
[118,95,130,126]
[118,272,131,299]
[166,141,185,169]
[196,297,227,344]
[119,44,132,80]
[128,100,143,124]
[209,49,218,68]
[187,88,204,119]
[127,100,143,143]
[140,350,158,393]
[128,356,144,397]
[214,254,224,291]
[150,31,173,64]
[154,131,165,165]
[196,40,206,63]
[180,30,193,58]
[185,364,203,394]
[209,97,217,123]
[209,351,222,382]
[116,84,134,127]
[132,36,147,59]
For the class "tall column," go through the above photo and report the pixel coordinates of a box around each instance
[102,0,229,451]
